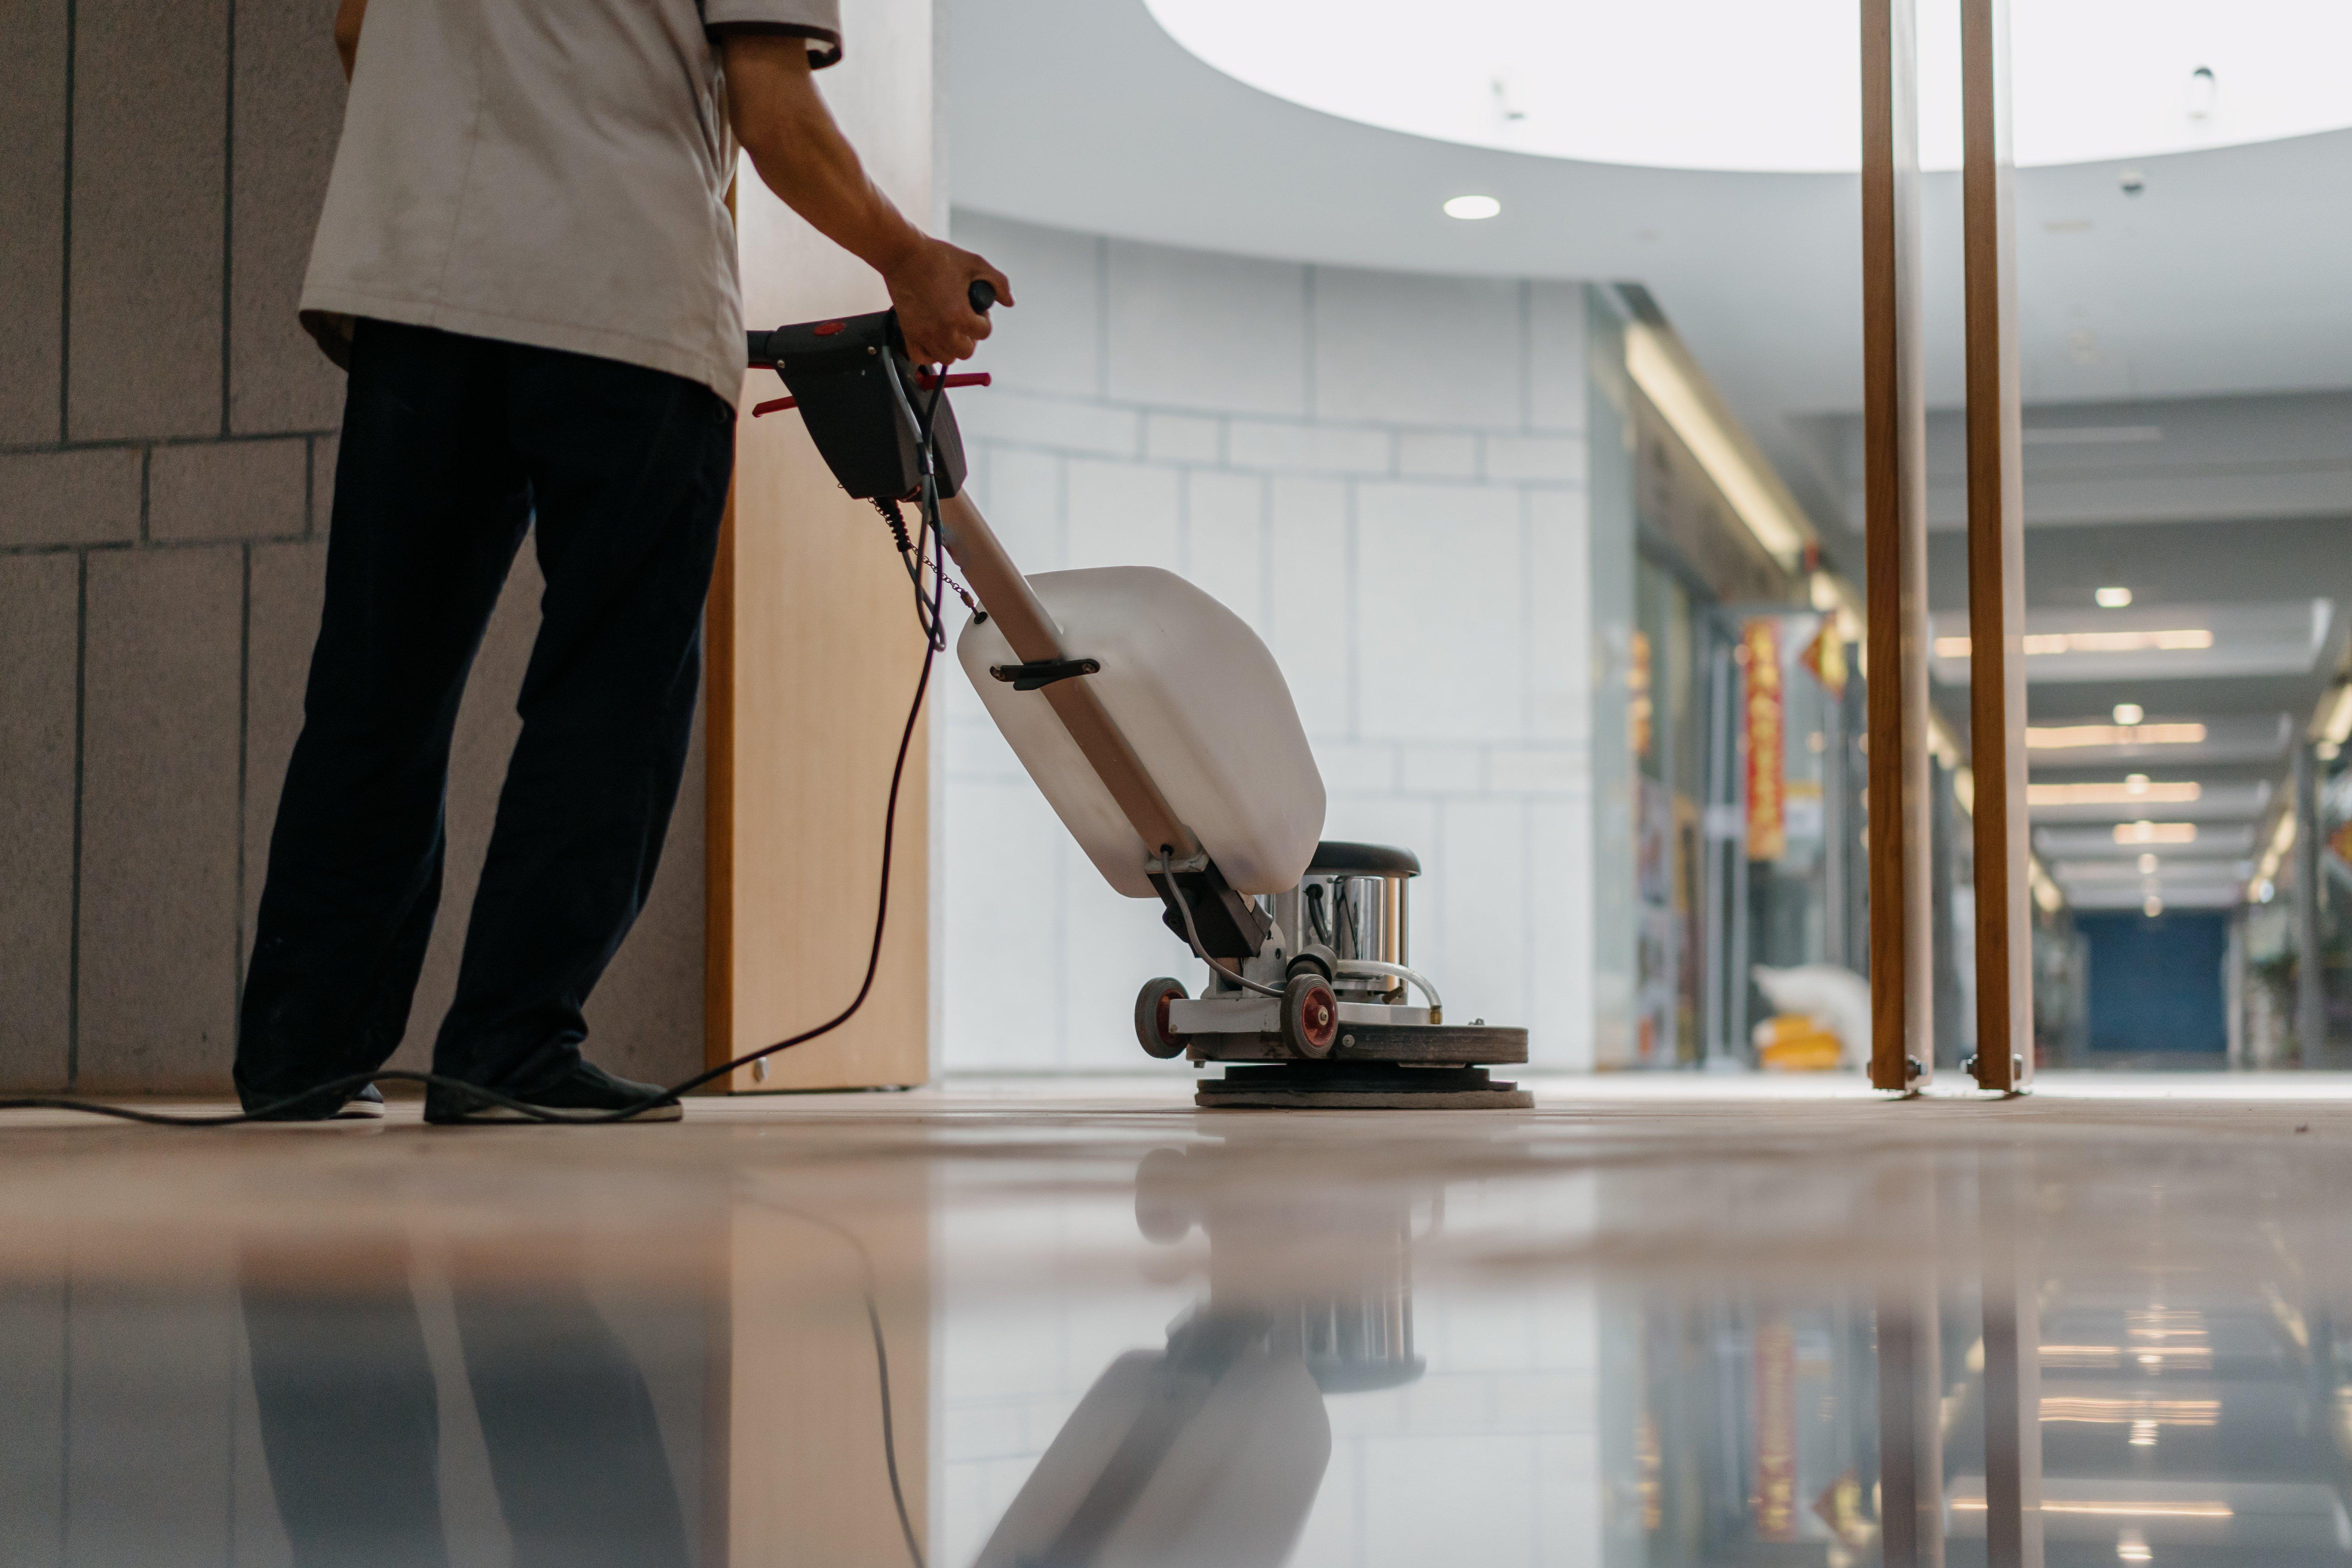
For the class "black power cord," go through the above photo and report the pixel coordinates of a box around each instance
[2,356,964,1129]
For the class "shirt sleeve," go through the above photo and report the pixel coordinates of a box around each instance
[703,0,842,67]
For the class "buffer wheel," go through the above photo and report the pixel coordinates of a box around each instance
[1135,977,1190,1059]
[1281,973,1340,1059]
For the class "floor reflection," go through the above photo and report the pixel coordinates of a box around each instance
[974,1137,1431,1566]
[239,1236,691,1568]
[940,1120,2352,1568]
[6,1087,2352,1566]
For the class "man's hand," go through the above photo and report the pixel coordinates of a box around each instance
[882,238,1009,366]
[723,33,1012,364]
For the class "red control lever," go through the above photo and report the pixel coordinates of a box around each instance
[750,370,987,419]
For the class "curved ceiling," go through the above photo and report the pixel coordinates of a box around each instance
[948,0,2352,432]
[1143,0,2352,174]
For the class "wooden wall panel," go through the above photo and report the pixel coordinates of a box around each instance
[713,0,939,1090]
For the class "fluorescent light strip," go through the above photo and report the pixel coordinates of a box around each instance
[1624,326,1807,568]
[2029,781,2202,807]
[2041,1397,2220,1426]
[1936,630,2215,658]
[1950,1500,2234,1519]
[2028,723,2207,750]
[2114,822,2198,844]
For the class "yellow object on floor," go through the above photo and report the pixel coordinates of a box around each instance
[1755,1013,1843,1071]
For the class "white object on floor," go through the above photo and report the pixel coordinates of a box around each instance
[1753,963,1873,1067]
[959,566,1326,897]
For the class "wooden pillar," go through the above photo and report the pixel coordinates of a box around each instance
[1862,0,1934,1092]
[707,4,940,1091]
[1961,0,2033,1095]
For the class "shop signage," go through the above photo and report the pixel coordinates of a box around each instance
[1743,618,1785,861]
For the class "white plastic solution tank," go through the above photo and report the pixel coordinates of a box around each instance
[957,566,1326,899]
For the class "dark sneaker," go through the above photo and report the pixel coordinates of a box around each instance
[424,1061,683,1125]
[244,1081,388,1122]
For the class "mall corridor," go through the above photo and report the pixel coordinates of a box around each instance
[5,0,2352,1562]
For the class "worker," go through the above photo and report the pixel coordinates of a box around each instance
[233,0,1011,1122]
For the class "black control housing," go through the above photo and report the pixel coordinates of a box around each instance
[745,311,967,502]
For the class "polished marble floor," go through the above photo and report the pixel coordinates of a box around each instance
[6,1072,2352,1566]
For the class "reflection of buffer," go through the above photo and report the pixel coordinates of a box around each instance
[973,1142,1431,1567]
[971,1312,1330,1568]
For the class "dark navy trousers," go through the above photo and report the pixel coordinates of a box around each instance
[236,320,733,1111]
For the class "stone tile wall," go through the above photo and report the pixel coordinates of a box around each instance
[0,3,702,1094]
[941,214,1597,1072]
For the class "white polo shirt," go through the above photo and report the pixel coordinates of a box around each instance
[299,0,841,407]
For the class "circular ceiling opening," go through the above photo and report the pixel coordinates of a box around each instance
[1144,0,2352,173]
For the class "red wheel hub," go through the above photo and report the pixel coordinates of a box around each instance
[1301,987,1337,1050]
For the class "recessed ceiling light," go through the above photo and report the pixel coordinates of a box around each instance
[2096,586,2134,608]
[2187,65,2219,120]
[2138,853,2159,873]
[1443,194,1502,220]
[2113,703,2146,725]
[2144,895,2166,917]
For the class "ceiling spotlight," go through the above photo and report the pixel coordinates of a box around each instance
[2114,703,2146,725]
[2120,168,2146,198]
[2096,586,2134,608]
[1442,194,1502,221]
[2138,853,2159,874]
[2144,895,2165,917]
[2125,773,2151,795]
[2187,66,2218,121]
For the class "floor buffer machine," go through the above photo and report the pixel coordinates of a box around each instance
[749,290,1531,1109]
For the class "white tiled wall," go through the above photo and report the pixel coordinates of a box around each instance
[940,214,1597,1071]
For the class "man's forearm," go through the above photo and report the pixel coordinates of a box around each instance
[724,36,920,276]
[721,31,1009,364]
